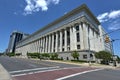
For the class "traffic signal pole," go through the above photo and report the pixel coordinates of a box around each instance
[105,36,120,67]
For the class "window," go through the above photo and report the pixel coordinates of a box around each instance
[67,39,70,45]
[62,48,64,51]
[77,45,80,49]
[67,30,70,36]
[76,33,80,42]
[76,25,79,31]
[67,47,70,51]
[62,40,64,46]
[90,54,93,58]
[83,55,87,59]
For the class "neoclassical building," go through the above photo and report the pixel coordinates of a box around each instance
[15,4,111,60]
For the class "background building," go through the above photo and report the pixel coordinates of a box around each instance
[7,31,29,53]
[15,4,112,60]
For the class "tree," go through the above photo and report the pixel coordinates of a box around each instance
[95,51,112,64]
[71,51,79,60]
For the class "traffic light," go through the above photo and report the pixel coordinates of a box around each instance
[105,36,110,43]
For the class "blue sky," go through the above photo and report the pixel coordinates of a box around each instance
[0,0,120,56]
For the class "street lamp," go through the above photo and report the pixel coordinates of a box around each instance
[88,32,92,66]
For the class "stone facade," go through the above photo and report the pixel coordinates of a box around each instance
[15,4,112,60]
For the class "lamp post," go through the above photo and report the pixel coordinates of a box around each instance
[88,32,91,66]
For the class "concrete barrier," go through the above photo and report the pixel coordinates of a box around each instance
[0,64,12,80]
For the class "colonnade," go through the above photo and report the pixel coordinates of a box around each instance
[15,21,99,56]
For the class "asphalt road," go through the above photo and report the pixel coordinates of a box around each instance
[0,56,80,75]
[0,56,120,80]
[63,69,120,80]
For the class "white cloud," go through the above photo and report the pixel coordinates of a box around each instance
[23,0,60,15]
[108,19,120,30]
[97,12,109,22]
[97,9,120,31]
[108,10,120,19]
[97,9,120,23]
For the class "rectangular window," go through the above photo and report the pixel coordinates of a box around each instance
[83,55,87,59]
[77,45,80,49]
[76,25,79,31]
[62,40,64,46]
[76,33,80,42]
[62,48,64,51]
[67,47,70,51]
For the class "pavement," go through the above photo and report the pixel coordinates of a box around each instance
[0,64,12,80]
[0,57,119,80]
[45,60,120,70]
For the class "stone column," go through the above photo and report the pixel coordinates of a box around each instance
[51,33,54,53]
[36,40,39,53]
[45,36,48,53]
[64,29,67,51]
[33,42,34,52]
[35,41,37,52]
[55,32,58,52]
[79,23,84,50]
[43,36,46,53]
[70,26,73,50]
[72,26,77,50]
[83,22,89,50]
[40,38,43,53]
[59,30,62,52]
[42,37,45,53]
[38,39,40,53]
[48,35,51,53]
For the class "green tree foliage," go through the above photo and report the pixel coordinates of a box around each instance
[71,51,79,60]
[95,51,112,60]
[95,51,112,64]
[7,52,15,57]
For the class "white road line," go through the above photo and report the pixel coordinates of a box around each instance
[12,67,84,77]
[55,68,104,80]
[12,68,62,77]
[9,66,59,74]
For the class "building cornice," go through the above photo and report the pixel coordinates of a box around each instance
[19,4,100,43]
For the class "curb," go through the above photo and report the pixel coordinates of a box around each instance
[45,60,120,70]
[0,64,12,80]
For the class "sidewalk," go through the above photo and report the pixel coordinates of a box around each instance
[0,64,12,80]
[45,60,120,70]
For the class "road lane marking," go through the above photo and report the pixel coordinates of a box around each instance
[55,68,104,80]
[11,67,84,77]
[9,66,59,74]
